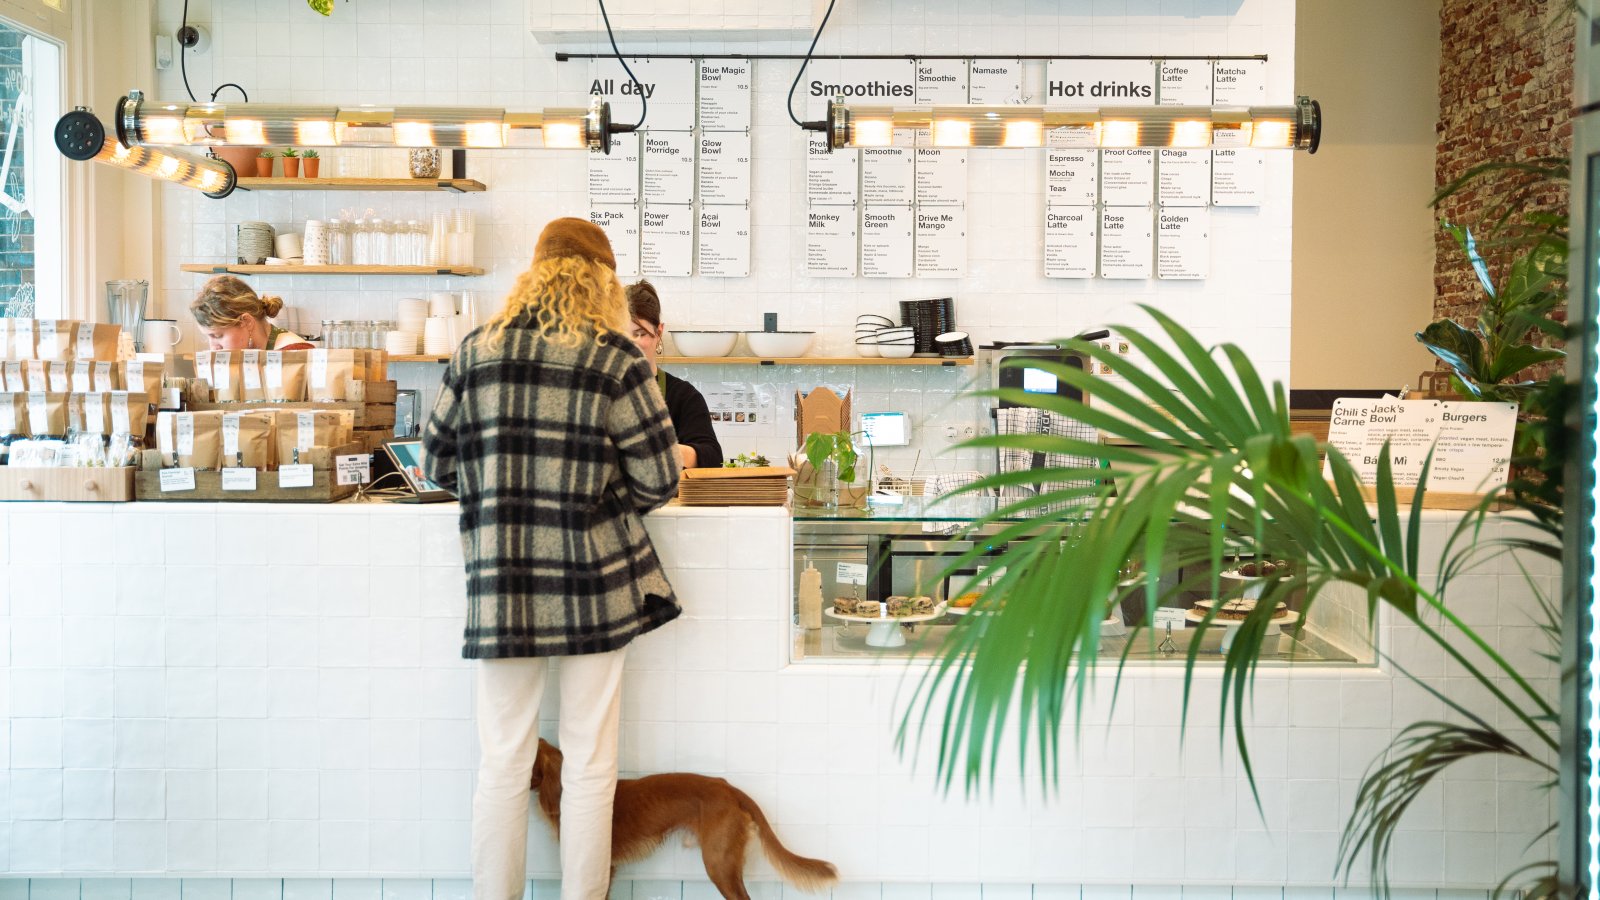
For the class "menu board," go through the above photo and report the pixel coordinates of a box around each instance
[861,205,914,278]
[1212,148,1264,206]
[588,206,640,277]
[915,59,968,105]
[697,206,750,278]
[915,147,966,205]
[1046,150,1098,205]
[861,147,915,204]
[640,205,693,277]
[1156,208,1209,280]
[801,58,917,120]
[642,132,695,204]
[1045,59,1158,107]
[588,134,640,202]
[1099,208,1153,279]
[807,134,859,206]
[1158,60,1213,105]
[916,205,966,278]
[698,59,752,132]
[807,208,857,277]
[1212,59,1266,206]
[1157,149,1210,206]
[1100,149,1155,206]
[968,59,1023,104]
[698,132,751,205]
[592,57,697,132]
[1322,398,1517,492]
[1044,208,1096,279]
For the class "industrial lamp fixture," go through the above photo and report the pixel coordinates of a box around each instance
[812,95,1321,152]
[782,0,1318,153]
[55,107,237,198]
[115,90,617,152]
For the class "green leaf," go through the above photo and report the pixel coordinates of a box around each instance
[1483,343,1565,383]
[308,0,334,15]
[1415,319,1486,382]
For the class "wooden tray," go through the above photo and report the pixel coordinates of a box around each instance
[0,466,135,502]
[683,466,796,479]
[135,442,366,503]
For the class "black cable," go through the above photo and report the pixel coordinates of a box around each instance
[596,0,646,131]
[179,0,197,102]
[210,83,248,102]
[787,0,838,127]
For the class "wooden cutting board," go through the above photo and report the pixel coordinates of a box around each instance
[682,466,796,480]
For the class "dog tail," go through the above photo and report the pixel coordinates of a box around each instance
[735,788,839,892]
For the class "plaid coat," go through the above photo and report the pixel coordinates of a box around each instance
[421,322,681,658]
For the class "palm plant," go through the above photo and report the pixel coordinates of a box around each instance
[899,307,1565,898]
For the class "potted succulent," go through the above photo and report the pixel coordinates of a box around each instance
[280,148,300,178]
[254,150,275,178]
[301,149,320,178]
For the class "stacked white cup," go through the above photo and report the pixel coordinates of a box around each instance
[397,298,428,339]
[423,316,453,355]
[385,330,419,356]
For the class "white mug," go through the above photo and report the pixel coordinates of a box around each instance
[141,319,182,354]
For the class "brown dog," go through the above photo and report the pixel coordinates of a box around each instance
[530,738,838,900]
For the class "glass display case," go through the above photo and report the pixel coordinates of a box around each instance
[791,495,1368,666]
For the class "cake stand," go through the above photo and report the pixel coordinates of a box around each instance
[1185,607,1300,652]
[825,603,949,648]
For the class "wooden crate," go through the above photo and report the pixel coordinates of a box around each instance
[188,398,395,429]
[0,466,135,502]
[134,442,366,503]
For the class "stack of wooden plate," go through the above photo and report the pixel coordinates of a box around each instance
[677,466,795,506]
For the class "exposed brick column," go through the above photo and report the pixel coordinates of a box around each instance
[1433,0,1573,326]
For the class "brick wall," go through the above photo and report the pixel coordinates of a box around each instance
[1433,0,1574,326]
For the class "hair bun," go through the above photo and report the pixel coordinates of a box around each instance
[261,295,285,318]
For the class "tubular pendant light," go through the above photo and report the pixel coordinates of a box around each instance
[116,90,617,152]
[55,108,236,198]
[820,96,1321,153]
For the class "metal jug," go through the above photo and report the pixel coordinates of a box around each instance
[105,280,149,349]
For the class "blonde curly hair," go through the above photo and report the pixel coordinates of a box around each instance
[190,275,284,328]
[484,256,628,347]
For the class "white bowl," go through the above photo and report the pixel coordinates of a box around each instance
[879,343,914,359]
[744,331,814,357]
[855,336,880,358]
[670,330,739,357]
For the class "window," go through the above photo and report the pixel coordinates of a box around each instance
[0,15,61,319]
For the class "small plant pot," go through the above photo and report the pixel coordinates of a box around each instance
[254,158,274,178]
[302,158,320,178]
[282,158,300,178]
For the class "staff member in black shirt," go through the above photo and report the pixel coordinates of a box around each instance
[625,280,724,469]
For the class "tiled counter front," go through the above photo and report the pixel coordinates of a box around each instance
[0,503,1556,896]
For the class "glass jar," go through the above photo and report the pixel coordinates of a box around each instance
[319,320,335,346]
[351,220,370,266]
[329,219,349,266]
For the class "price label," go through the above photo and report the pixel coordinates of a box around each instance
[278,464,315,489]
[37,320,58,358]
[1152,607,1189,628]
[242,350,262,390]
[27,391,46,432]
[77,322,97,359]
[93,362,115,393]
[3,361,20,391]
[12,319,32,357]
[335,453,371,486]
[111,393,131,435]
[25,359,45,390]
[221,467,258,491]
[194,351,213,385]
[212,351,232,390]
[85,392,106,433]
[309,350,329,388]
[836,562,868,585]
[297,411,316,451]
[264,352,283,389]
[159,467,197,492]
[71,361,92,392]
[177,413,195,456]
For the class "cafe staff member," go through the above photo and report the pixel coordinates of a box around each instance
[625,280,723,469]
[189,275,312,351]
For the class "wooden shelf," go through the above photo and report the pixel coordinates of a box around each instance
[180,264,484,276]
[659,356,974,366]
[235,177,486,193]
[388,354,451,363]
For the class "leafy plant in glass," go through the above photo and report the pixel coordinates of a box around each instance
[903,308,1565,898]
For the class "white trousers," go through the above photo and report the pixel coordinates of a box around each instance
[471,648,627,900]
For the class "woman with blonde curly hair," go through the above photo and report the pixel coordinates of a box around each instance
[421,217,681,900]
[188,275,308,350]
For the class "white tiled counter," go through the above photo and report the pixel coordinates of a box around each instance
[0,502,1557,898]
